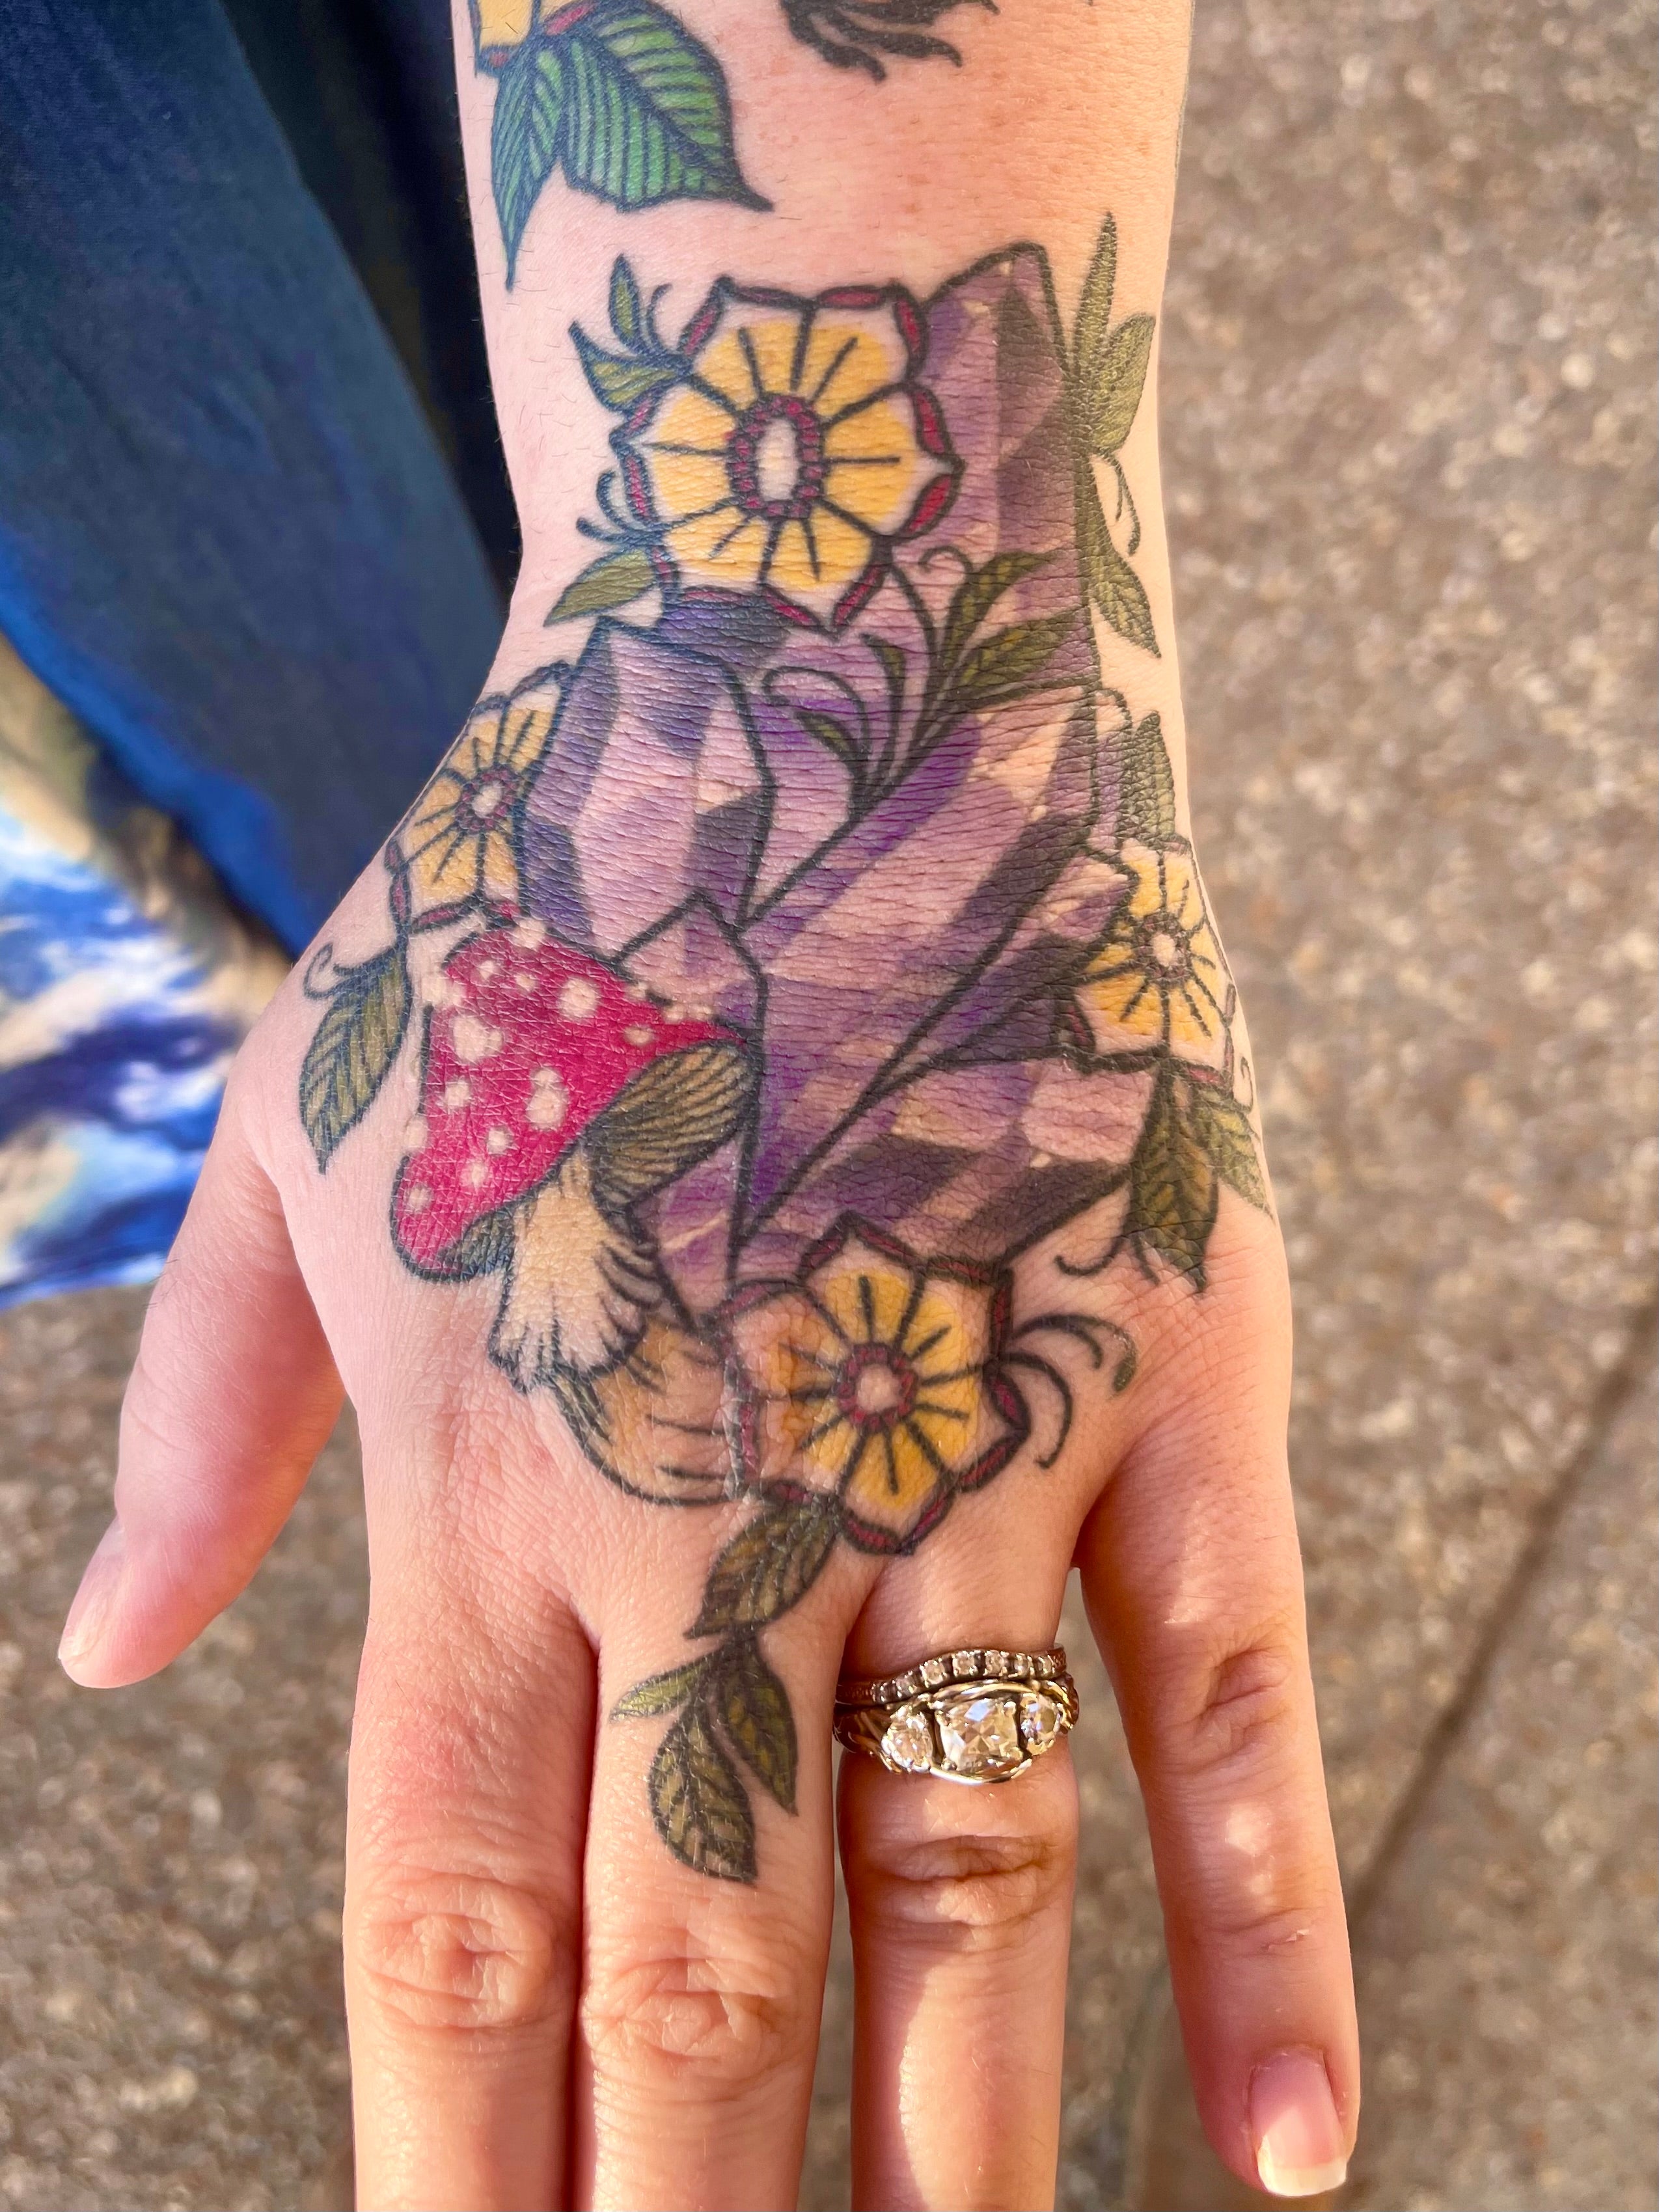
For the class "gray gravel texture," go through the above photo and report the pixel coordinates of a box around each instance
[1345,1354,1658,2212]
[1,0,1654,2204]
[0,1298,364,2212]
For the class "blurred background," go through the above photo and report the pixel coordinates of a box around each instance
[1,0,1654,2206]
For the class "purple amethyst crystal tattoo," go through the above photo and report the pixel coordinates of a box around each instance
[298,216,1263,1880]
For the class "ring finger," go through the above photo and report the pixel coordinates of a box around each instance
[838,1490,1084,2212]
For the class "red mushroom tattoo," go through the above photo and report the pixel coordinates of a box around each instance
[392,918,754,1441]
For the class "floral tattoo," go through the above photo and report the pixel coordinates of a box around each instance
[472,0,991,282]
[298,216,1264,1880]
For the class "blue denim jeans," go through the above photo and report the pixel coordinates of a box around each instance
[0,0,504,1299]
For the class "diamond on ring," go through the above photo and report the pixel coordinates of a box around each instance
[937,1691,1021,1775]
[881,1706,936,1773]
[836,1648,1078,1784]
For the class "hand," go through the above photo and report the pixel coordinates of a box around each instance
[57,137,1357,2212]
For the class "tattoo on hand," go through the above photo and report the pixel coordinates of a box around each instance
[297,213,1265,1880]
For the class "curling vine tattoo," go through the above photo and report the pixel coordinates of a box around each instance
[298,214,1263,1879]
[472,0,991,283]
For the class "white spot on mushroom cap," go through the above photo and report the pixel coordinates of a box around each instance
[421,971,465,1009]
[404,1184,432,1215]
[622,1024,655,1048]
[443,1078,473,1112]
[476,958,501,983]
[512,916,548,951]
[557,976,599,1021]
[452,1014,504,1064]
[486,1126,514,1155]
[461,1158,489,1192]
[527,1068,569,1130]
[401,1115,428,1153]
[514,970,536,992]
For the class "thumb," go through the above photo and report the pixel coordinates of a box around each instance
[59,1055,343,1687]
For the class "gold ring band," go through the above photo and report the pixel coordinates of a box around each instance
[833,1646,1078,1784]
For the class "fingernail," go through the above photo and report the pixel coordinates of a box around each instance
[1250,2049,1348,2199]
[59,1518,128,1677]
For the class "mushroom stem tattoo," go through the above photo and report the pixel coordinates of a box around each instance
[391,918,753,1441]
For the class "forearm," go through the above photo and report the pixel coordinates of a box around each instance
[393,0,1263,1341]
[454,0,1194,788]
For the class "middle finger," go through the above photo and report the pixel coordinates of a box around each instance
[575,1501,868,2210]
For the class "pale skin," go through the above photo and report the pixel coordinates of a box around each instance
[57,2,1361,2205]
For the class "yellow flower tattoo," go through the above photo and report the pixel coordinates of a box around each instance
[614,282,960,629]
[725,1225,1024,1551]
[397,696,555,920]
[1073,838,1233,1071]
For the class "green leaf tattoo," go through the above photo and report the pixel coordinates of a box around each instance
[1086,314,1156,456]
[560,4,769,213]
[1066,213,1160,655]
[478,0,768,283]
[491,42,566,273]
[1073,213,1120,385]
[610,1656,709,1717]
[948,607,1079,715]
[711,1636,799,1812]
[298,942,410,1172]
[1126,1062,1220,1286]
[1078,472,1159,657]
[650,1702,758,1881]
[691,1500,841,1636]
[1189,1082,1270,1210]
[544,543,662,625]
[570,325,683,413]
[1117,710,1178,844]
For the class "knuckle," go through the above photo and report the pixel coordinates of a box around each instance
[849,1797,1078,1947]
[1202,1885,1333,1959]
[348,1861,575,2036]
[1185,1635,1303,1772]
[582,1926,817,2100]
